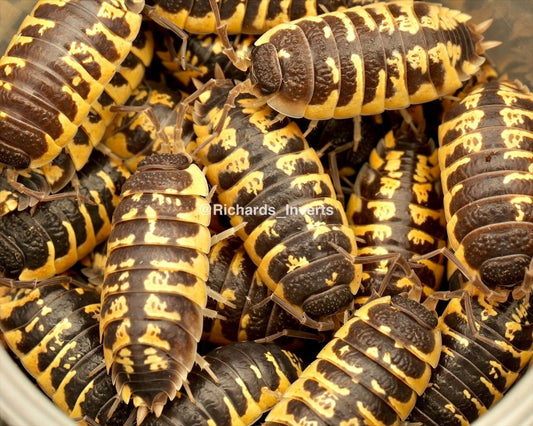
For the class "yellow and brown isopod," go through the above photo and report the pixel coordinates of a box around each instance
[264,294,442,425]
[249,0,490,120]
[0,150,130,283]
[0,0,145,169]
[145,0,377,35]
[99,151,212,421]
[193,80,361,329]
[409,285,533,425]
[438,79,533,294]
[141,342,304,425]
[347,122,447,305]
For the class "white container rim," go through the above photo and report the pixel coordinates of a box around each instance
[1,342,533,425]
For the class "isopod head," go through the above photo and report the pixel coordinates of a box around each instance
[250,44,282,95]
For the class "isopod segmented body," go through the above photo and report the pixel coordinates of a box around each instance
[141,342,304,426]
[0,0,145,170]
[303,113,391,182]
[347,123,446,304]
[0,150,130,282]
[193,80,361,328]
[99,151,212,419]
[38,28,154,193]
[409,286,533,425]
[438,80,533,292]
[203,238,310,346]
[264,294,442,425]
[249,0,488,120]
[0,279,124,424]
[0,278,304,425]
[145,0,376,35]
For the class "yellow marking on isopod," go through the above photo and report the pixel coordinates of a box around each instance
[445,110,485,139]
[103,295,129,323]
[220,288,237,307]
[394,8,418,34]
[368,200,397,221]
[138,323,170,351]
[144,293,183,320]
[498,88,533,107]
[379,177,401,198]
[211,148,250,180]
[107,318,133,357]
[407,229,435,245]
[278,48,291,59]
[409,204,444,226]
[218,170,265,207]
[463,93,482,110]
[415,159,439,183]
[23,317,41,334]
[385,50,410,109]
[216,128,238,152]
[266,350,295,391]
[333,52,364,118]
[510,196,533,221]
[501,129,533,149]
[500,108,533,127]
[119,258,136,268]
[357,402,383,425]
[503,172,533,185]
[0,57,27,76]
[109,233,136,248]
[412,182,432,204]
[145,354,169,371]
[405,45,428,74]
[235,376,265,423]
[276,153,301,175]
[230,250,247,277]
[286,255,310,273]
[366,345,380,361]
[504,321,524,343]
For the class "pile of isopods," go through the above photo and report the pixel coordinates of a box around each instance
[0,0,532,425]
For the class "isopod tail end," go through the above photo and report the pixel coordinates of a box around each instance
[152,392,168,418]
[479,40,502,53]
[473,18,493,35]
[136,405,149,425]
[468,19,501,56]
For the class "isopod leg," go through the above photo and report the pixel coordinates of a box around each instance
[411,247,510,303]
[6,169,93,207]
[0,273,93,290]
[143,5,188,70]
[208,0,250,71]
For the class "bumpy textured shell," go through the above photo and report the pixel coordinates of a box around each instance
[203,238,309,345]
[251,0,486,119]
[0,150,130,281]
[409,290,533,425]
[264,295,441,425]
[193,80,361,326]
[0,0,144,169]
[99,152,211,414]
[347,125,446,303]
[438,80,533,289]
[145,0,377,35]
[141,342,304,426]
[0,280,122,423]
